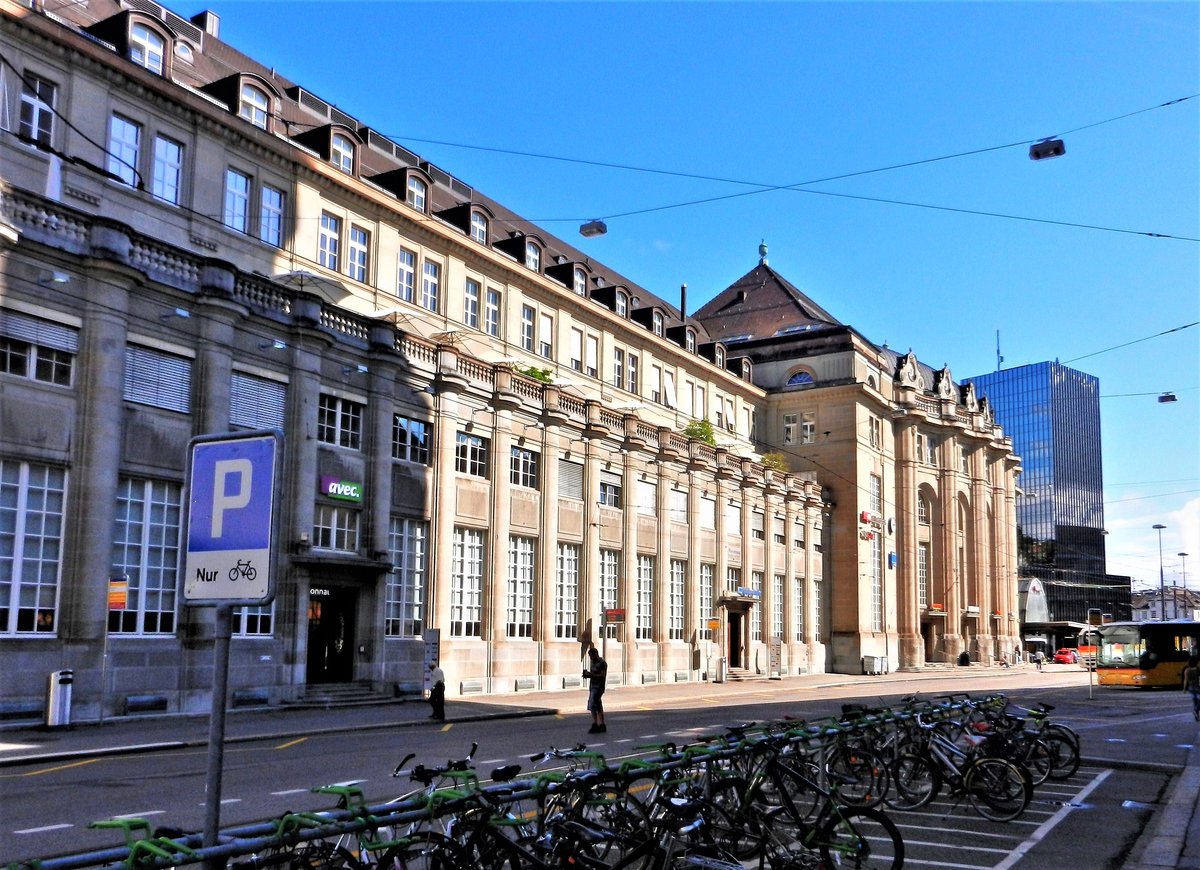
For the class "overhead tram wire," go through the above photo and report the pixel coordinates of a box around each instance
[1063,322,1200,364]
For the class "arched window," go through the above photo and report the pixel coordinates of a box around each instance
[685,329,696,353]
[470,211,488,244]
[741,359,753,380]
[918,494,930,525]
[615,291,628,317]
[573,267,587,296]
[714,346,726,367]
[525,241,541,272]
[331,133,355,173]
[406,176,426,211]
[130,23,165,74]
[239,84,269,129]
[787,370,815,387]
[652,311,664,336]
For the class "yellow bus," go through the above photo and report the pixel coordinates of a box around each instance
[1094,621,1200,688]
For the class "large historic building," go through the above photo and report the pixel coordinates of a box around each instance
[0,0,1021,721]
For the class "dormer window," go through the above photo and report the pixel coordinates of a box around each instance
[525,241,541,272]
[685,329,696,353]
[470,211,488,244]
[239,84,269,129]
[616,291,628,317]
[652,311,664,336]
[573,268,587,296]
[331,133,355,173]
[407,176,427,211]
[715,346,726,367]
[740,359,753,380]
[130,23,165,74]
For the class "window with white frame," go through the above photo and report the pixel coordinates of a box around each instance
[600,549,619,638]
[626,352,639,393]
[724,500,741,535]
[636,555,654,640]
[470,211,488,244]
[685,329,696,353]
[510,446,539,489]
[463,279,481,329]
[694,386,705,423]
[801,411,816,444]
[313,504,359,551]
[555,543,579,639]
[538,312,554,359]
[570,328,584,372]
[260,185,285,246]
[484,288,501,337]
[239,83,269,129]
[636,480,657,516]
[961,447,970,475]
[0,460,65,635]
[407,176,427,211]
[230,372,285,430]
[421,261,440,313]
[506,536,535,638]
[397,249,416,303]
[650,365,662,403]
[585,335,598,378]
[870,474,882,513]
[450,527,484,637]
[812,578,822,639]
[773,574,784,639]
[751,510,765,540]
[330,132,354,173]
[669,560,685,640]
[129,23,165,74]
[456,432,489,478]
[868,414,882,449]
[318,212,340,270]
[521,306,535,352]
[700,563,715,640]
[558,459,583,500]
[725,397,736,432]
[917,542,929,609]
[773,515,786,545]
[699,495,716,530]
[612,347,624,388]
[793,576,804,640]
[223,168,251,231]
[726,566,741,593]
[751,572,763,641]
[793,516,805,548]
[917,494,930,525]
[615,290,628,317]
[664,369,678,408]
[599,471,622,508]
[871,534,882,632]
[151,135,183,204]
[925,435,938,467]
[669,488,687,524]
[109,477,180,634]
[107,113,141,187]
[348,226,370,282]
[392,414,430,464]
[573,268,587,296]
[783,413,797,445]
[0,309,77,386]
[317,394,362,449]
[386,517,427,637]
[525,240,541,272]
[715,345,726,367]
[233,603,273,637]
[652,311,664,336]
[124,345,191,413]
[18,72,56,147]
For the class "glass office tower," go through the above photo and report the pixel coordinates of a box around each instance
[970,362,1131,622]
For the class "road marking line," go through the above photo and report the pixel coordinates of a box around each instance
[271,789,310,796]
[115,811,165,819]
[21,758,101,777]
[220,799,242,805]
[440,723,452,732]
[994,770,1111,870]
[15,824,73,834]
[276,737,308,750]
[0,742,38,752]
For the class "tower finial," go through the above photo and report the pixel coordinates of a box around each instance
[758,239,768,265]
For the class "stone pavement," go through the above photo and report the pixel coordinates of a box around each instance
[2,664,1197,868]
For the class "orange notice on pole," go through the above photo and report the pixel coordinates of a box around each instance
[108,578,128,611]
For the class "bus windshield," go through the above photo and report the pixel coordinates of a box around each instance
[1096,625,1143,668]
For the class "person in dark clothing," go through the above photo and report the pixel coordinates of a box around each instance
[583,647,608,733]
[428,662,446,720]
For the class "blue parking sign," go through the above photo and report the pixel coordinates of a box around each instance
[184,431,280,604]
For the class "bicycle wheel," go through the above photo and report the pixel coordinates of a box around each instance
[770,757,824,823]
[1043,731,1081,780]
[1019,735,1053,787]
[964,757,1032,823]
[705,778,760,860]
[887,751,941,809]
[816,806,904,870]
[378,831,471,870]
[825,745,890,809]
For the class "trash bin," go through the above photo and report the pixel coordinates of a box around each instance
[862,656,887,676]
[715,657,727,683]
[46,669,73,728]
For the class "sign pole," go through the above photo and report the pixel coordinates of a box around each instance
[202,604,232,869]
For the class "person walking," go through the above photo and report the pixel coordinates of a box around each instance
[1182,655,1200,721]
[428,661,446,720]
[1033,649,1044,671]
[583,647,608,733]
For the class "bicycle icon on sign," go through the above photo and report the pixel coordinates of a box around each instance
[228,559,257,582]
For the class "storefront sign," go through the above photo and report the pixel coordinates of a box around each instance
[321,476,363,502]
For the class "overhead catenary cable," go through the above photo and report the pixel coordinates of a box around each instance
[1063,322,1199,363]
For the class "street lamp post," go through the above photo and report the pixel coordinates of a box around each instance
[1154,524,1167,620]
[1180,552,1190,620]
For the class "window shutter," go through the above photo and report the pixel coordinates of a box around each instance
[0,309,78,353]
[124,345,191,412]
[230,372,286,430]
[558,459,583,499]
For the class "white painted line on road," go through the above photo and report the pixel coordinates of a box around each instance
[993,769,1111,870]
[115,811,165,819]
[480,758,507,765]
[15,823,73,834]
[220,799,242,805]
[0,742,38,752]
[271,789,309,796]
[615,738,634,743]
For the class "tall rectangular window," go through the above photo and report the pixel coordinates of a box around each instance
[871,534,883,631]
[521,306,535,352]
[18,72,56,147]
[450,527,484,637]
[392,415,430,464]
[463,278,481,329]
[317,394,362,449]
[348,226,370,282]
[421,261,440,312]
[386,518,428,637]
[783,413,797,445]
[813,578,822,639]
[600,549,620,639]
[313,504,359,551]
[510,446,540,489]
[599,471,622,508]
[751,510,765,540]
[484,288,501,337]
[870,474,882,513]
[869,414,882,449]
[772,574,784,640]
[538,313,554,359]
[109,477,180,634]
[917,543,929,609]
[570,328,584,372]
[318,212,340,270]
[793,516,806,548]
[627,353,639,394]
[124,345,191,413]
[726,566,741,594]
[699,564,715,640]
[751,571,763,641]
[506,536,535,638]
[151,135,183,204]
[107,113,141,187]
[699,495,716,530]
[773,515,786,545]
[636,555,654,640]
[223,169,251,232]
[259,185,285,246]
[669,560,685,640]
[636,480,657,516]
[230,372,285,430]
[585,335,599,378]
[793,576,805,640]
[801,411,816,444]
[456,432,490,478]
[555,543,580,639]
[0,460,65,635]
[397,249,416,302]
[669,489,687,524]
[613,348,625,388]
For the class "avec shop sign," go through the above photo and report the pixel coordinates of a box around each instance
[321,476,363,502]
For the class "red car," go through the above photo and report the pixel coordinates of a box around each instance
[1053,648,1079,664]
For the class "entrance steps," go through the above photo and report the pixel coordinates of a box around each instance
[283,681,400,709]
[723,667,770,683]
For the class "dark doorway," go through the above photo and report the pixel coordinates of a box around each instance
[307,585,357,683]
[728,612,743,668]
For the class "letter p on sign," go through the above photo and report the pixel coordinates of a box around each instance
[212,459,253,537]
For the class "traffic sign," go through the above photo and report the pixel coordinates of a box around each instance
[184,431,280,604]
[603,608,626,624]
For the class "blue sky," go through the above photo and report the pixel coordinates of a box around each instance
[217,1,1199,590]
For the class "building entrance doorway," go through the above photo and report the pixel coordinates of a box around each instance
[728,612,743,668]
[307,585,357,683]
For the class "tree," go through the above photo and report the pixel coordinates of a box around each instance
[682,419,717,446]
[761,451,789,473]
